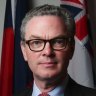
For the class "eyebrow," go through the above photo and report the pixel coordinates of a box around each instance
[28,34,68,40]
[28,35,42,39]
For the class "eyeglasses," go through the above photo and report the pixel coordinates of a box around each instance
[24,37,74,52]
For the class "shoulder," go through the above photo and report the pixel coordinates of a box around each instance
[13,87,32,96]
[79,84,96,96]
[66,76,96,96]
[13,82,33,96]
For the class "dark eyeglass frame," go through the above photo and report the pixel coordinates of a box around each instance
[23,37,74,52]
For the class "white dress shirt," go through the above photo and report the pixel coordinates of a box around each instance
[32,81,64,96]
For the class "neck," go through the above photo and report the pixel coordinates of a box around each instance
[34,74,67,92]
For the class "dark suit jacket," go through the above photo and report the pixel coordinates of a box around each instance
[14,76,96,96]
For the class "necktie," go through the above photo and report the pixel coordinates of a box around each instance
[38,92,50,96]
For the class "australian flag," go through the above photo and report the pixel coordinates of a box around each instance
[60,0,94,88]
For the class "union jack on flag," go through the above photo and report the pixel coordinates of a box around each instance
[60,0,94,88]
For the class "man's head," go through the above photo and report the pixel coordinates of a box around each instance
[20,4,75,83]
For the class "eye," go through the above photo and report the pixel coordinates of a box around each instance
[54,39,65,44]
[52,38,67,47]
[29,40,44,48]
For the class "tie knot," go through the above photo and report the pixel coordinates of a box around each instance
[38,92,50,96]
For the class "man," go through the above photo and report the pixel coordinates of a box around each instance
[15,4,96,96]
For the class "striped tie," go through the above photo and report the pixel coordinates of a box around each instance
[38,92,50,96]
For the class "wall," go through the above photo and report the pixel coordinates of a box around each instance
[31,0,60,7]
[0,0,6,63]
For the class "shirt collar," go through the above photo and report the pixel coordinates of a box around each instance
[32,75,69,96]
[32,81,41,96]
[32,81,65,96]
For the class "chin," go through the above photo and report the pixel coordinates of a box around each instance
[40,70,61,80]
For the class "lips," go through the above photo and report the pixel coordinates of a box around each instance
[39,61,57,67]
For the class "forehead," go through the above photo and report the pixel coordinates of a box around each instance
[25,15,67,40]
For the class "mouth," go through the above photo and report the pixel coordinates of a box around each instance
[39,62,57,67]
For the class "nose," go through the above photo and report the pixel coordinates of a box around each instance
[42,42,54,56]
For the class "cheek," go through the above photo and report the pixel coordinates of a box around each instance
[56,51,70,68]
[26,49,39,62]
[56,50,70,61]
[25,51,39,70]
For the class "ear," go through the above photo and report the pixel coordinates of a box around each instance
[20,41,28,61]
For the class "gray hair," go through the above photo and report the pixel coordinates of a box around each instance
[20,4,75,40]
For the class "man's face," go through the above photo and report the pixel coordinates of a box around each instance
[21,16,74,81]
